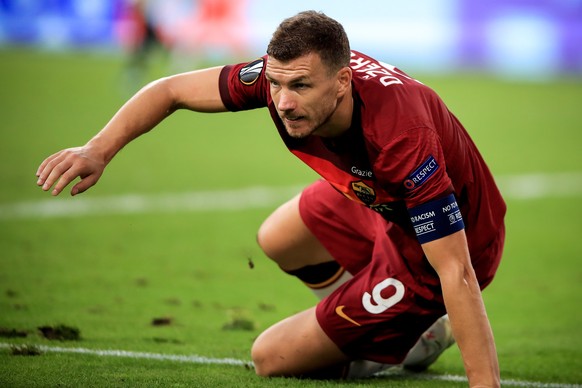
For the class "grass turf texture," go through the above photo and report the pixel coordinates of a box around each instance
[1,49,581,386]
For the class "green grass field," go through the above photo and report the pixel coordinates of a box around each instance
[0,48,581,387]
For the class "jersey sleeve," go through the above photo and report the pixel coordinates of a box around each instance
[374,126,453,209]
[376,127,465,243]
[218,56,269,112]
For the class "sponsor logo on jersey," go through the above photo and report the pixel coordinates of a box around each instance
[238,58,264,85]
[404,155,439,190]
[350,166,374,178]
[351,181,376,205]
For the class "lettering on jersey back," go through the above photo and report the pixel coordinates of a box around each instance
[350,52,421,87]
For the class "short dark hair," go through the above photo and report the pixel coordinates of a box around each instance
[267,11,351,73]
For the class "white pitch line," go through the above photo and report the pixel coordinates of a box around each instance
[0,184,305,220]
[1,172,581,220]
[1,343,579,387]
[0,343,248,366]
[496,172,582,200]
[1,343,248,366]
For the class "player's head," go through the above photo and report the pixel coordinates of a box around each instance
[267,10,351,75]
[265,11,353,139]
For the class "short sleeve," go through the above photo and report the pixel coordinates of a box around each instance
[218,56,270,112]
[374,127,453,208]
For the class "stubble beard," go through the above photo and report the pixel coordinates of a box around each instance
[283,107,335,139]
[285,122,317,139]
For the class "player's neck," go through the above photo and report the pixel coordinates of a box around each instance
[317,91,353,138]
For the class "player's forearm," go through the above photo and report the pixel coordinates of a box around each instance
[422,232,500,387]
[86,77,178,164]
[86,67,226,164]
[441,271,500,387]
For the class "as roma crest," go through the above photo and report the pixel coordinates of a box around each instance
[351,181,376,205]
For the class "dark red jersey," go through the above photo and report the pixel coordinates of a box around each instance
[219,51,506,288]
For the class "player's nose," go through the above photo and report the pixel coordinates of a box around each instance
[277,89,296,112]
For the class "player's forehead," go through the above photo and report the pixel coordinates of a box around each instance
[265,52,328,82]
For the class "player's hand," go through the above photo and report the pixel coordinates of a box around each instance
[36,146,106,196]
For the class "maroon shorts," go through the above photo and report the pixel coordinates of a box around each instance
[299,180,504,364]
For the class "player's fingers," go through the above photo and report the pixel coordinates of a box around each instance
[36,151,66,185]
[40,160,73,193]
[42,169,75,195]
[71,172,102,196]
[37,147,105,196]
[48,164,83,196]
[38,148,86,193]
[36,154,56,178]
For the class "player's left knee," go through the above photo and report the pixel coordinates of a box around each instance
[251,335,281,377]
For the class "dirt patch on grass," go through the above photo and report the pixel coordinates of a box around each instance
[38,324,81,341]
[222,317,256,331]
[151,317,173,326]
[151,337,184,344]
[0,328,28,338]
[258,303,276,312]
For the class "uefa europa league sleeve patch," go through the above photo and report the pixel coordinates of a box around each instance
[238,58,264,85]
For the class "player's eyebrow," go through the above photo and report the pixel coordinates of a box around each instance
[265,72,310,85]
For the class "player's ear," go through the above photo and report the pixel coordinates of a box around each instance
[336,67,352,97]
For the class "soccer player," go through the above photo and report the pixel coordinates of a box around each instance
[36,11,506,387]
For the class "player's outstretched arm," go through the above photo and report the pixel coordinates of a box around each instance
[36,66,227,196]
[422,230,500,388]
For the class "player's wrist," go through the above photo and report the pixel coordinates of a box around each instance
[85,133,124,164]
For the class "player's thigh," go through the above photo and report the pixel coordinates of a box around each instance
[257,180,379,272]
[298,180,379,275]
[257,191,334,271]
[251,307,350,377]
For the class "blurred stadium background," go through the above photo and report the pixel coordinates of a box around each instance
[1,1,581,386]
[1,0,581,79]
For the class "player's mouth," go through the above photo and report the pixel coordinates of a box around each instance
[283,115,304,123]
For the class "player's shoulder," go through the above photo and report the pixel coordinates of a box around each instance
[350,51,443,146]
[220,55,270,111]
